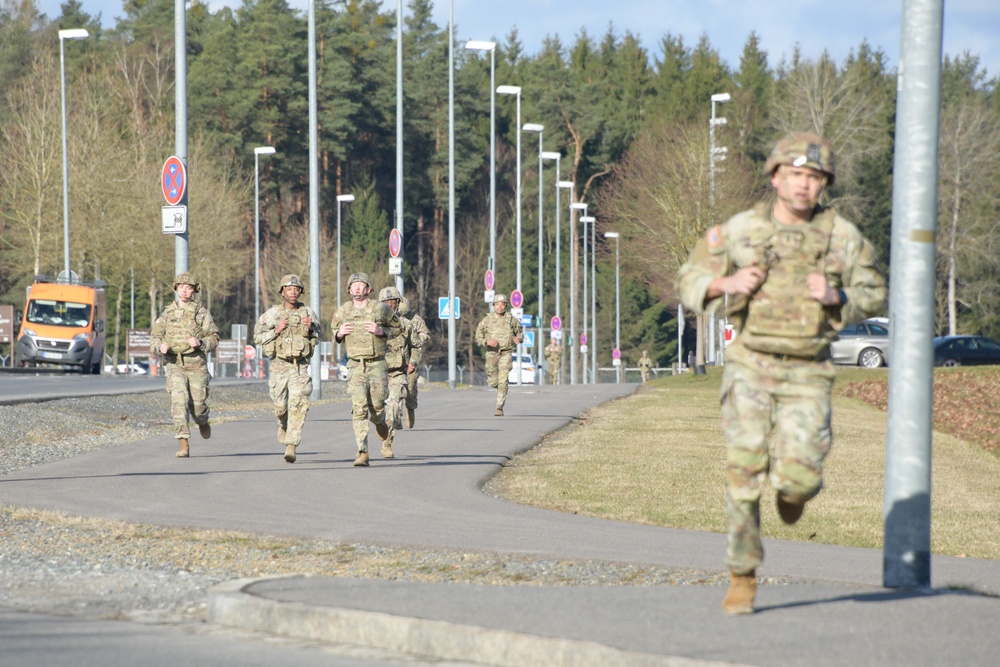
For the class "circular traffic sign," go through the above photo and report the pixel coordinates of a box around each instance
[389,229,402,258]
[484,269,495,291]
[510,290,523,308]
[550,315,561,331]
[245,344,256,360]
[161,156,186,205]
[612,348,620,359]
[580,333,588,345]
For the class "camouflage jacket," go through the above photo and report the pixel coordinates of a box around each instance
[151,300,219,359]
[544,343,562,364]
[330,299,400,361]
[677,202,886,357]
[638,354,653,371]
[407,313,431,367]
[384,316,416,372]
[253,302,320,361]
[475,311,523,353]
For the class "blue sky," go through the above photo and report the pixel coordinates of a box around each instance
[42,0,1000,79]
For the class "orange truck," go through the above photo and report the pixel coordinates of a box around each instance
[16,276,107,374]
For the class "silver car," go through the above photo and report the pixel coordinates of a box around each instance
[830,319,890,368]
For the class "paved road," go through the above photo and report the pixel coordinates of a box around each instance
[4,382,1000,666]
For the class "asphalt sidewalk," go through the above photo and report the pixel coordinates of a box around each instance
[5,381,1000,666]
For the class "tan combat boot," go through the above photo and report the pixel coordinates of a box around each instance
[494,407,504,417]
[176,438,190,458]
[375,421,389,441]
[381,436,394,459]
[284,444,296,463]
[777,492,805,525]
[406,407,416,429]
[199,422,212,439]
[353,451,370,467]
[721,570,756,615]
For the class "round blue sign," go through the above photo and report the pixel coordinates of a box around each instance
[510,290,523,308]
[550,315,561,331]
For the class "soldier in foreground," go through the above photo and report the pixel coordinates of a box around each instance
[677,133,886,615]
[331,272,400,467]
[544,339,562,385]
[151,272,220,458]
[638,350,653,383]
[398,297,430,428]
[474,293,523,416]
[253,275,320,463]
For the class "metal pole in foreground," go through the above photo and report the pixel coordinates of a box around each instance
[395,0,404,296]
[336,194,355,366]
[447,0,456,388]
[173,1,188,277]
[308,0,321,400]
[58,28,88,279]
[254,146,276,372]
[884,0,943,590]
[605,232,620,382]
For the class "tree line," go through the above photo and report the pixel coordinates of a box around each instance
[1,0,997,373]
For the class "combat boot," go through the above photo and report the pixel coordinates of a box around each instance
[176,438,190,458]
[381,437,394,459]
[284,444,297,463]
[777,492,805,525]
[353,451,370,467]
[375,420,389,441]
[406,407,416,429]
[494,407,504,417]
[199,422,211,439]
[721,571,756,615]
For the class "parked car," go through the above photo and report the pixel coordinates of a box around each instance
[337,355,348,381]
[830,319,890,368]
[103,361,149,375]
[933,335,1000,367]
[507,353,536,384]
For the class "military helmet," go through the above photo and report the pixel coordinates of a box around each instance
[347,272,372,290]
[279,274,305,294]
[173,271,200,292]
[379,286,402,303]
[493,293,508,305]
[764,132,835,185]
[398,297,411,316]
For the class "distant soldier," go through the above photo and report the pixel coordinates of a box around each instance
[253,275,320,463]
[398,296,430,428]
[474,293,523,416]
[151,272,219,458]
[544,339,562,385]
[378,286,413,458]
[638,350,653,383]
[331,272,400,467]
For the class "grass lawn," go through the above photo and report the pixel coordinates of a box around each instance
[486,366,1000,560]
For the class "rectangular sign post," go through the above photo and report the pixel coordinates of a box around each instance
[438,297,461,320]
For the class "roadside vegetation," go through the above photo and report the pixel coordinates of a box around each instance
[487,367,1000,561]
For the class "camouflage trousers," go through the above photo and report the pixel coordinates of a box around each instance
[347,358,388,453]
[719,344,835,575]
[164,358,211,439]
[546,362,559,385]
[385,367,409,440]
[268,358,312,448]
[405,369,419,410]
[485,350,514,409]
[641,370,650,383]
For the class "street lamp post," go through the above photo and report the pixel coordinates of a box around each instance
[254,146,276,376]
[580,215,597,383]
[496,85,522,292]
[709,92,731,368]
[523,122,544,383]
[336,193,355,364]
[605,232,620,383]
[569,202,587,384]
[58,28,89,280]
[466,41,497,277]
[555,178,572,384]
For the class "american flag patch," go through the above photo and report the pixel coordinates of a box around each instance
[707,225,723,249]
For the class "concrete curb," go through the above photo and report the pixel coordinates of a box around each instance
[208,577,745,667]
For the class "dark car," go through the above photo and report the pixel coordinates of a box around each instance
[830,319,890,368]
[933,335,1000,367]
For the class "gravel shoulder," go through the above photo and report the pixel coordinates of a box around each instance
[0,383,722,627]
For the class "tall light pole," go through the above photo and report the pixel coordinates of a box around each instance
[709,92,730,368]
[336,193,355,364]
[522,123,544,379]
[254,146,276,375]
[447,0,456,388]
[58,28,89,280]
[555,177,572,384]
[496,85,522,292]
[569,202,587,384]
[395,0,404,296]
[308,0,322,399]
[581,214,597,383]
[466,40,497,278]
[605,232,620,382]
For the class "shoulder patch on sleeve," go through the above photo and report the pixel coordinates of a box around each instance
[706,225,723,250]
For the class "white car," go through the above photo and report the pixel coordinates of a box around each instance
[507,353,536,384]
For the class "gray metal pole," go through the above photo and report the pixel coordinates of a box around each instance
[581,216,588,383]
[536,132,544,382]
[490,49,496,276]
[569,203,577,385]
[59,36,71,278]
[174,0,188,276]
[336,203,342,364]
[615,236,620,382]
[590,215,596,383]
[708,110,716,367]
[884,0,943,590]
[254,153,261,363]
[447,0,456,388]
[308,0,321,400]
[395,0,404,296]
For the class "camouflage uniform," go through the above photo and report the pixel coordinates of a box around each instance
[677,133,886,587]
[253,275,320,459]
[399,298,430,426]
[151,273,219,449]
[544,341,562,384]
[379,287,414,451]
[638,351,653,383]
[474,294,523,415]
[331,275,400,461]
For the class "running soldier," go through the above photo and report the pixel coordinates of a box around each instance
[474,293,523,416]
